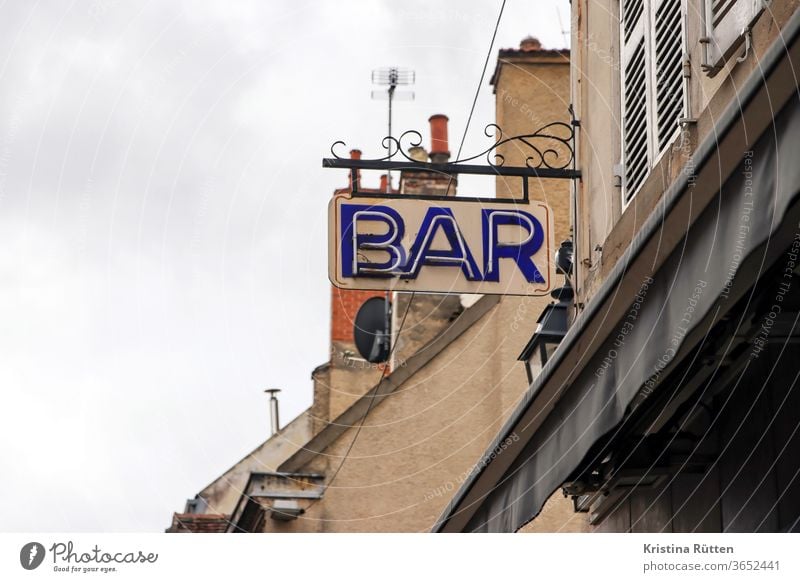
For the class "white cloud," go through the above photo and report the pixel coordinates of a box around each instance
[0,0,569,531]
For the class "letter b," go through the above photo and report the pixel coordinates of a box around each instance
[340,204,406,278]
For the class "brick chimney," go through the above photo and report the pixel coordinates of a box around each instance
[322,162,391,426]
[428,114,450,164]
[316,284,388,428]
[520,36,542,51]
[408,146,428,162]
[399,113,456,196]
[331,287,385,344]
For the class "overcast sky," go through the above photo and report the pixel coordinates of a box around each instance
[0,0,569,532]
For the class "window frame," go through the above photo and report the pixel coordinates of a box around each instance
[620,0,688,207]
[701,0,771,77]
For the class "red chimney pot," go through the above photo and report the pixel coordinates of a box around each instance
[348,149,362,190]
[428,114,450,162]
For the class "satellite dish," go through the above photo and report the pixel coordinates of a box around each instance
[354,297,391,363]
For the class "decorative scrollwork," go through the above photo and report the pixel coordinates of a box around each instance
[330,129,426,163]
[329,121,575,171]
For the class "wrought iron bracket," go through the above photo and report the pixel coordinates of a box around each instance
[322,116,581,201]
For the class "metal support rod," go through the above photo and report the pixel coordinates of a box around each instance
[570,105,580,307]
[383,290,391,367]
[387,81,395,192]
[264,388,281,436]
[323,157,581,180]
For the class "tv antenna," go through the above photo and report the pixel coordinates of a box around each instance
[556,7,570,48]
[371,67,415,192]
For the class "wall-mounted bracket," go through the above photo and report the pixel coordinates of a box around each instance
[322,118,581,202]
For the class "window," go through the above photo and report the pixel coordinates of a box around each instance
[621,0,686,202]
[701,0,770,76]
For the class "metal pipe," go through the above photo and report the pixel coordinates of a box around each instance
[264,389,281,436]
[387,77,395,192]
[322,157,581,179]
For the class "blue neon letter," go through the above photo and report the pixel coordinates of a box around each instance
[403,207,481,280]
[482,209,545,283]
[340,204,406,278]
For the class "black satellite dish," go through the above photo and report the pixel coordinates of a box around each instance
[354,297,391,363]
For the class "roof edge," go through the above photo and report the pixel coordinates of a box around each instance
[434,7,800,532]
[277,294,501,473]
[195,407,313,501]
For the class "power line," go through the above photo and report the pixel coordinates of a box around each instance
[456,0,507,160]
[320,0,508,496]
[446,0,507,195]
[321,292,415,495]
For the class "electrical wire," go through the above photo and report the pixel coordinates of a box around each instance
[320,292,416,496]
[320,0,508,495]
[456,0,507,159]
[446,0,507,195]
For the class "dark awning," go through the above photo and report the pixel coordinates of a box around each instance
[434,11,800,533]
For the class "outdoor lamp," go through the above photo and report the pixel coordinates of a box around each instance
[518,285,573,385]
[518,240,575,385]
[555,239,573,278]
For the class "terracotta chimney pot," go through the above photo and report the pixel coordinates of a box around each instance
[428,114,450,163]
[348,149,362,190]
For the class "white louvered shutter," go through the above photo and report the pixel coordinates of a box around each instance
[621,0,650,200]
[652,0,685,152]
[703,0,770,76]
[621,0,687,203]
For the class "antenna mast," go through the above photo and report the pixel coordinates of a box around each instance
[556,8,570,48]
[371,67,415,192]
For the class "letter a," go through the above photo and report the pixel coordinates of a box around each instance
[404,207,481,280]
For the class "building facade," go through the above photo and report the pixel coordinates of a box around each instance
[437,0,800,532]
[167,39,587,532]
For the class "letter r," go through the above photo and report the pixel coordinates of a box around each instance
[482,209,545,283]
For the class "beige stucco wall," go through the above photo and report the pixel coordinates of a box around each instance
[183,42,591,534]
[194,409,313,516]
[266,295,584,532]
[325,341,390,423]
[392,294,464,367]
[492,48,585,533]
[285,298,521,531]
[569,0,800,532]
[571,0,621,291]
[265,296,587,531]
[255,48,587,533]
[573,0,800,306]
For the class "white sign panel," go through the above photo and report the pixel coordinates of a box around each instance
[328,193,554,295]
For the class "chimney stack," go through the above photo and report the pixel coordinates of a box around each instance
[379,174,389,193]
[408,146,428,162]
[348,149,362,191]
[264,388,281,436]
[428,114,450,164]
[520,36,542,51]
